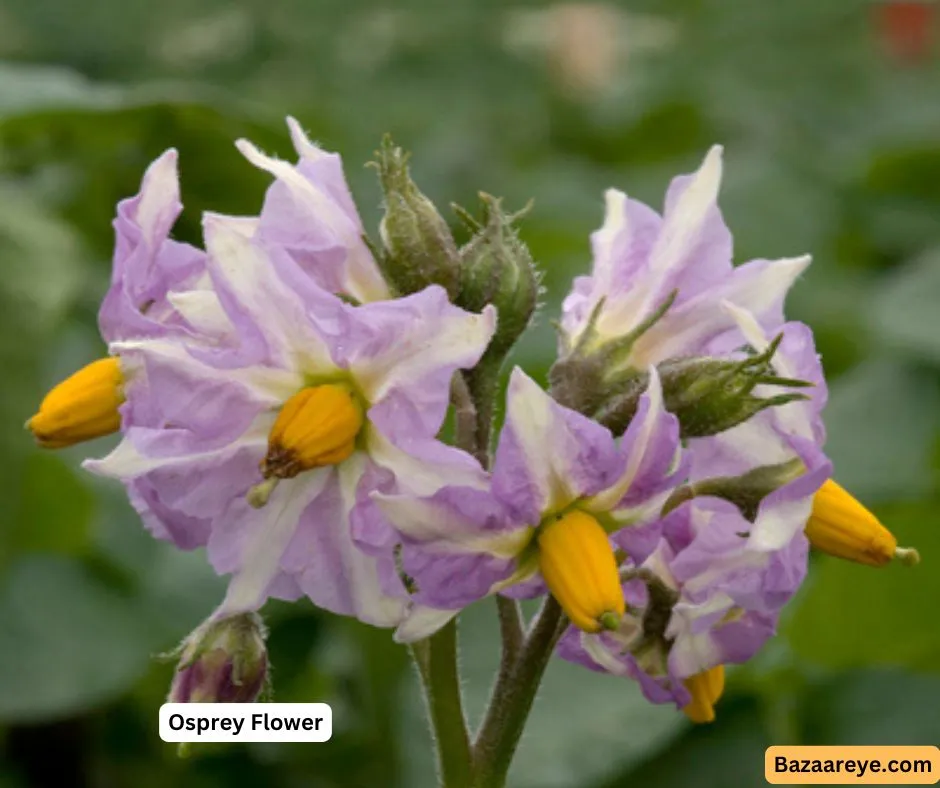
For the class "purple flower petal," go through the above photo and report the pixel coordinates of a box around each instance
[201,213,343,370]
[587,368,684,519]
[99,150,219,343]
[560,147,810,367]
[237,117,390,304]
[492,368,625,524]
[343,286,497,438]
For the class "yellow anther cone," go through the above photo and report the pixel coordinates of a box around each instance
[27,357,123,448]
[682,664,725,724]
[807,479,919,567]
[537,510,625,633]
[262,384,363,479]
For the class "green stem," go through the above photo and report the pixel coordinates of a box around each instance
[496,597,524,660]
[451,372,483,466]
[462,360,501,467]
[411,621,474,788]
[471,598,565,788]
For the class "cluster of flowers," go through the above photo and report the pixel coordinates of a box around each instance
[28,119,916,723]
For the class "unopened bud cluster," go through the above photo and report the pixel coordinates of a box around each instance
[373,139,540,363]
[372,137,461,299]
[551,320,810,438]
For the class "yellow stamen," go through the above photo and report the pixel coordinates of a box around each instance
[537,510,625,633]
[682,664,724,724]
[27,357,123,448]
[806,479,919,567]
[261,384,363,479]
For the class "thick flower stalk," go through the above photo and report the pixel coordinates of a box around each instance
[376,366,684,636]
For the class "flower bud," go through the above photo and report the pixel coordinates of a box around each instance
[27,357,124,448]
[168,613,268,704]
[537,510,625,633]
[372,136,460,298]
[550,290,679,414]
[453,194,540,362]
[806,479,920,567]
[559,335,811,439]
[682,664,725,724]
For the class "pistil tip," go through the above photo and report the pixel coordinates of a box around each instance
[896,546,921,567]
[598,611,622,631]
[247,478,279,509]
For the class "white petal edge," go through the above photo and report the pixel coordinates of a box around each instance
[110,337,303,405]
[165,289,234,338]
[235,138,349,236]
[502,368,575,515]
[84,418,270,479]
[354,303,498,405]
[335,456,411,627]
[285,116,331,163]
[593,189,629,289]
[215,472,329,617]
[747,492,814,552]
[135,150,180,242]
[630,255,810,366]
[647,145,724,279]
[373,492,532,559]
[586,366,668,512]
[366,428,490,495]
[665,595,731,677]
[393,606,459,644]
[203,212,335,370]
[581,632,631,676]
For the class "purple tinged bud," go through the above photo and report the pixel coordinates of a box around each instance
[168,613,268,704]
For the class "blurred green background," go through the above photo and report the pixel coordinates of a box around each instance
[2,0,940,786]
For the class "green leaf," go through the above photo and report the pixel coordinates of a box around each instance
[7,452,93,556]
[0,186,86,331]
[599,669,940,788]
[0,99,289,258]
[801,669,940,744]
[874,248,940,365]
[0,63,126,116]
[0,555,160,722]
[785,499,940,671]
[596,695,771,788]
[822,357,940,502]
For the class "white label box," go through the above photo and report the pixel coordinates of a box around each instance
[159,703,333,743]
